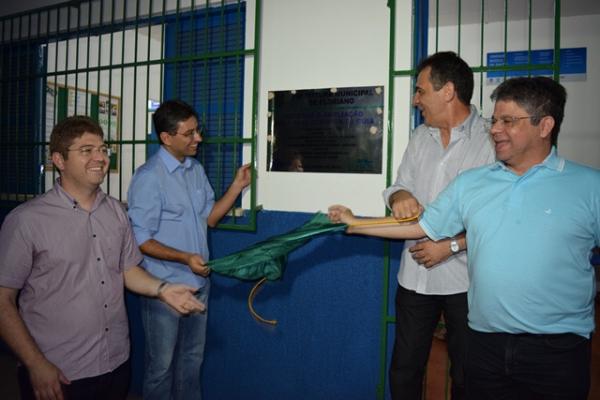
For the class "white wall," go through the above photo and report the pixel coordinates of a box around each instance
[256,0,401,216]
[554,14,600,168]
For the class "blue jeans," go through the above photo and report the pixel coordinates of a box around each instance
[465,328,591,400]
[141,280,210,400]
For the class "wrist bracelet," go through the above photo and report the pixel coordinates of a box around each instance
[156,281,169,297]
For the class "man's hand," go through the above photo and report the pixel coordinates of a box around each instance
[409,239,453,268]
[208,163,253,227]
[28,359,70,400]
[390,190,423,220]
[328,205,355,225]
[232,163,252,190]
[158,284,206,314]
[0,287,69,400]
[187,253,210,277]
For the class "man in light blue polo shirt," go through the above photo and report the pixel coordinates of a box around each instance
[127,100,251,400]
[329,77,599,400]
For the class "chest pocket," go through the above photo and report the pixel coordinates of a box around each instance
[161,201,186,221]
[193,189,210,219]
[102,224,127,273]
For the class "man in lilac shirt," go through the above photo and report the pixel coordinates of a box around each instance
[0,116,204,400]
[127,100,251,400]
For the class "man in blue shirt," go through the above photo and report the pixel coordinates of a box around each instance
[329,77,599,400]
[127,100,251,400]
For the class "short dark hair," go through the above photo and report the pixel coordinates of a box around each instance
[416,51,474,106]
[49,116,104,159]
[153,100,199,144]
[491,77,566,145]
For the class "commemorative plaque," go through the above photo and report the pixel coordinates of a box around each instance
[266,86,384,173]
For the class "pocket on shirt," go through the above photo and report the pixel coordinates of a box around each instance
[104,225,127,272]
[194,189,211,218]
[161,202,186,221]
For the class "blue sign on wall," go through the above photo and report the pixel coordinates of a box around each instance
[487,47,586,83]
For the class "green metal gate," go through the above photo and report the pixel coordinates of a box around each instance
[0,0,261,230]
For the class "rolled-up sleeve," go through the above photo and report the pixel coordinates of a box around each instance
[128,169,162,246]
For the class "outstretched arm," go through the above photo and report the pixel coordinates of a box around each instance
[0,287,70,400]
[328,205,427,240]
[123,266,205,314]
[208,163,252,227]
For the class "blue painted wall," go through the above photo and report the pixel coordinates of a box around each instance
[127,210,397,399]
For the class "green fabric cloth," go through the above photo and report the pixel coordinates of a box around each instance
[206,212,346,281]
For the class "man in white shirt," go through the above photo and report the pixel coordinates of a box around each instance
[382,51,494,400]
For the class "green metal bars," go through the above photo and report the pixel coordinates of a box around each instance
[0,0,260,230]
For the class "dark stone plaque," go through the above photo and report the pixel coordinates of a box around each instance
[267,86,384,173]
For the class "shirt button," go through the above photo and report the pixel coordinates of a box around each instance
[97,257,101,261]
[105,328,109,332]
[101,281,105,285]
[104,304,108,308]
[93,234,97,238]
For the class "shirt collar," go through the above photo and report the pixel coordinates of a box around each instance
[53,177,107,210]
[158,146,193,173]
[541,147,564,171]
[427,104,479,141]
[455,105,480,140]
[490,146,564,173]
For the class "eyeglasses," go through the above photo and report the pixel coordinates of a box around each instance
[68,145,112,158]
[175,129,202,139]
[485,115,537,130]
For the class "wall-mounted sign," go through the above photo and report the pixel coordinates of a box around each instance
[267,86,384,174]
[487,47,586,84]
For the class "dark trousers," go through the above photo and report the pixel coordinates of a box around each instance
[18,358,130,400]
[389,285,468,400]
[465,328,591,400]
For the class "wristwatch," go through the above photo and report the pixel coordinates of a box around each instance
[450,239,460,254]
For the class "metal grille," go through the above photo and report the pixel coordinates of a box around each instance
[0,0,259,229]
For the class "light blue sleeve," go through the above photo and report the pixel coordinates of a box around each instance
[419,175,465,241]
[127,168,162,246]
